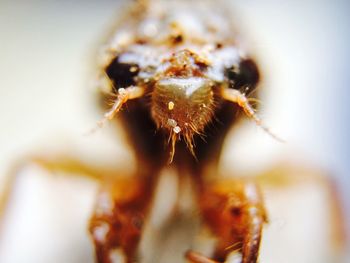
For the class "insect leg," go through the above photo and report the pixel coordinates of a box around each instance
[89,176,155,263]
[188,179,266,263]
[0,153,126,219]
[95,86,145,130]
[220,87,283,142]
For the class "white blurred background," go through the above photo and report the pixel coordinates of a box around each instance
[0,0,349,262]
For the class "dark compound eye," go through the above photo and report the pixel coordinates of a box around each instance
[226,59,260,95]
[105,57,139,88]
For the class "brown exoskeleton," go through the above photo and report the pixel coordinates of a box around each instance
[88,0,278,262]
[0,1,345,262]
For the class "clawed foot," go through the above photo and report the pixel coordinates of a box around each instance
[186,250,220,263]
[194,180,266,263]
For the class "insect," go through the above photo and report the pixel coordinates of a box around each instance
[0,1,345,262]
[88,0,279,262]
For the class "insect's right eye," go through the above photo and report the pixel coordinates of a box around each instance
[105,57,139,88]
[226,59,260,95]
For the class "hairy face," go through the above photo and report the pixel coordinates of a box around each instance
[98,1,269,162]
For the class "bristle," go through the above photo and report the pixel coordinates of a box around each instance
[168,132,177,163]
[184,132,196,158]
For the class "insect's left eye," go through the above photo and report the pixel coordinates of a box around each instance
[226,59,260,95]
[105,57,139,88]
